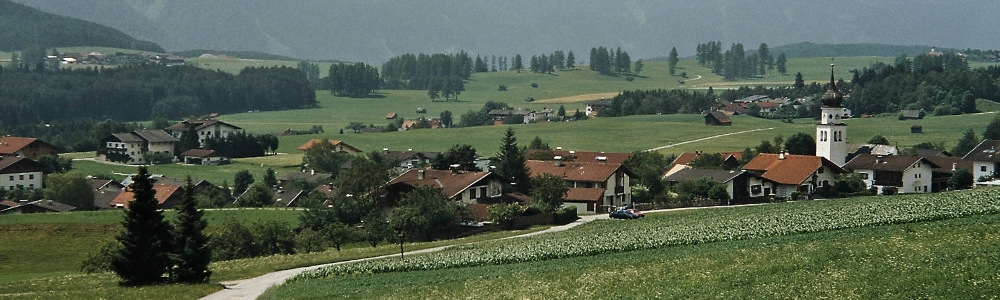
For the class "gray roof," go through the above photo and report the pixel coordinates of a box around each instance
[111,132,144,143]
[134,130,179,143]
[962,139,1000,162]
[663,168,745,183]
[0,200,76,213]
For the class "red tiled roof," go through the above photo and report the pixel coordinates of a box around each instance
[109,184,182,208]
[0,137,37,155]
[526,160,624,183]
[743,153,843,185]
[388,169,495,199]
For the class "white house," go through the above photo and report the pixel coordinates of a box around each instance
[165,119,242,148]
[0,156,44,191]
[962,139,1000,180]
[843,154,938,194]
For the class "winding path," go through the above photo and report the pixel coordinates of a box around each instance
[644,127,775,152]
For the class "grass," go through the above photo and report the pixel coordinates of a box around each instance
[263,213,1000,299]
[0,208,549,299]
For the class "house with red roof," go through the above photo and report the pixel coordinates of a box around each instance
[741,152,846,199]
[109,183,184,209]
[0,136,59,159]
[383,169,510,220]
[298,139,363,155]
[526,158,634,213]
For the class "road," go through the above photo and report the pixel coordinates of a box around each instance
[644,127,775,152]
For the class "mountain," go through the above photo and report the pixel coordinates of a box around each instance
[10,0,1000,63]
[0,0,162,52]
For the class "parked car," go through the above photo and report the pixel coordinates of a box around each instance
[626,208,645,218]
[609,209,640,219]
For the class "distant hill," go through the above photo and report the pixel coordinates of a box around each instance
[172,50,303,61]
[771,42,950,58]
[0,0,162,52]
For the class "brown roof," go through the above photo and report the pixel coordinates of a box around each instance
[565,188,605,203]
[705,111,732,124]
[134,130,178,143]
[109,184,183,208]
[388,169,497,199]
[743,153,844,185]
[0,137,51,155]
[0,156,44,174]
[298,139,362,153]
[663,168,746,183]
[962,140,1000,162]
[180,149,224,158]
[382,150,440,162]
[110,132,144,143]
[526,160,627,183]
[672,151,743,166]
[922,155,972,174]
[0,200,18,209]
[843,154,940,172]
[0,200,76,214]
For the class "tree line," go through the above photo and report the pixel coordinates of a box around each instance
[589,46,632,75]
[696,41,787,80]
[846,53,1000,116]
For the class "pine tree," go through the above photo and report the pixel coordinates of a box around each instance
[111,166,172,286]
[170,176,212,283]
[495,127,530,193]
[668,47,679,75]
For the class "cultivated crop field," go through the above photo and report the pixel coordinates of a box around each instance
[267,188,1000,299]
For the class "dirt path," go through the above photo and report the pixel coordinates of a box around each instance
[644,127,775,152]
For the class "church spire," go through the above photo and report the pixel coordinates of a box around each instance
[820,60,843,107]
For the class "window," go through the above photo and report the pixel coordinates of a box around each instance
[860,173,869,179]
[28,174,34,180]
[8,176,12,181]
[982,166,988,172]
[751,185,762,194]
[818,168,824,174]
[469,188,477,199]
[19,175,23,180]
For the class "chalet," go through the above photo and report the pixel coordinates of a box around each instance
[381,149,440,170]
[109,183,184,209]
[279,171,333,189]
[0,200,76,215]
[98,130,178,165]
[165,119,242,148]
[0,156,44,191]
[742,152,846,199]
[273,188,307,207]
[180,149,230,165]
[0,136,60,159]
[383,169,510,219]
[526,158,633,213]
[704,111,732,126]
[734,95,770,103]
[488,108,533,124]
[298,139,363,155]
[961,139,1000,180]
[755,101,780,116]
[843,154,938,195]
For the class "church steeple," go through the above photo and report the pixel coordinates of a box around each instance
[820,62,843,107]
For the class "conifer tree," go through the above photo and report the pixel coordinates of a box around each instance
[495,127,530,193]
[170,176,212,283]
[111,166,172,286]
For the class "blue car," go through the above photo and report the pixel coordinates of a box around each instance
[609,209,640,219]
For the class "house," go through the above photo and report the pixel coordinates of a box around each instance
[662,168,760,203]
[488,108,533,124]
[843,154,939,195]
[273,188,307,207]
[383,169,510,219]
[180,149,230,165]
[526,158,634,213]
[916,154,971,192]
[92,179,125,210]
[0,156,44,191]
[0,200,76,214]
[586,99,612,117]
[298,139,363,155]
[165,119,242,148]
[734,95,770,103]
[97,130,178,165]
[386,112,398,119]
[109,183,184,209]
[0,200,18,210]
[961,139,1000,180]
[742,152,846,199]
[279,171,333,189]
[845,143,899,162]
[704,111,732,126]
[381,149,440,170]
[755,101,780,116]
[0,136,60,159]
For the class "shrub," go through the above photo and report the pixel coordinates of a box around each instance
[553,207,578,225]
[530,83,538,88]
[498,85,507,91]
[79,240,121,274]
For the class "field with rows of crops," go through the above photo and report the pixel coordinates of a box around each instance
[264,188,1000,298]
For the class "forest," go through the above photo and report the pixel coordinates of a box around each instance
[0,0,163,53]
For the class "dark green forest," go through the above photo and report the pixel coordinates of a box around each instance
[0,63,315,151]
[0,0,163,52]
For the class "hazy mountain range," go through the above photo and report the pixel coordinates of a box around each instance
[12,0,1000,63]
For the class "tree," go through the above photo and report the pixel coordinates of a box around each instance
[757,43,772,76]
[984,114,1000,140]
[36,154,72,174]
[389,185,460,241]
[170,176,212,283]
[487,202,524,229]
[868,135,890,145]
[322,222,358,251]
[566,51,576,69]
[784,132,816,155]
[528,136,551,150]
[111,167,172,286]
[302,139,351,177]
[952,129,980,157]
[238,182,274,207]
[43,171,94,210]
[233,169,255,196]
[793,72,804,89]
[557,105,566,118]
[263,167,278,188]
[948,168,974,190]
[529,173,568,213]
[755,140,779,154]
[433,144,479,171]
[776,53,788,75]
[495,127,531,193]
[439,110,453,128]
[690,153,726,169]
[512,54,523,72]
[667,47,679,75]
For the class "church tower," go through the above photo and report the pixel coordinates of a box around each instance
[816,63,847,166]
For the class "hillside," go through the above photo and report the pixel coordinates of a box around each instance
[0,0,162,52]
[771,42,950,58]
